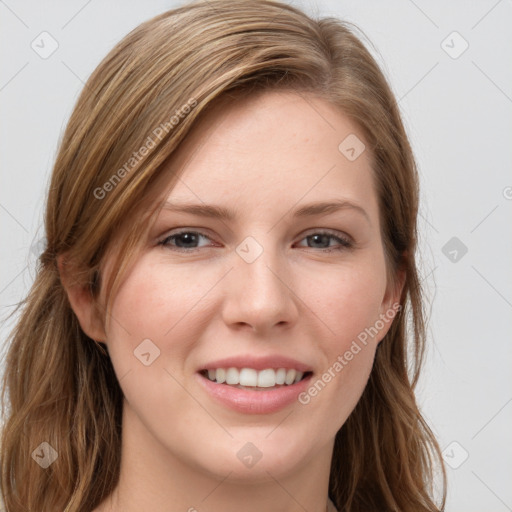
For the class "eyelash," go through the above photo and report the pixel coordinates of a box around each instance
[157,229,353,253]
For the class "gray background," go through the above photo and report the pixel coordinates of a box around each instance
[1,1,511,510]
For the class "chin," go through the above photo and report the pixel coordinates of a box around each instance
[191,435,310,482]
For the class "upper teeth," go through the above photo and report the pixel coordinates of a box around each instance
[206,367,305,387]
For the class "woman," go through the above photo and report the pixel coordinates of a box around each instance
[0,1,447,510]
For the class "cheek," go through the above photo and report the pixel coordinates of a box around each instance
[302,258,388,345]
[104,258,209,385]
[293,257,387,422]
[108,257,207,340]
[103,261,214,440]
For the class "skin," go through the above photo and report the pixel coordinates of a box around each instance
[62,90,403,512]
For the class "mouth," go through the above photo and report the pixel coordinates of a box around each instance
[196,365,315,414]
[198,367,313,391]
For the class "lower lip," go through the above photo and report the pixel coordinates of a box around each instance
[196,372,313,414]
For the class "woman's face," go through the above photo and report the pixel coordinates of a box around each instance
[99,91,401,483]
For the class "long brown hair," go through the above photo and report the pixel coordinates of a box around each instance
[0,1,446,510]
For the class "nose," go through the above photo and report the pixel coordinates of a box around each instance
[221,240,299,335]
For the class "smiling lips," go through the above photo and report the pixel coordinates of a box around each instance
[196,354,314,413]
[198,354,313,389]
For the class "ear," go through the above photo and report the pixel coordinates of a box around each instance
[57,254,107,342]
[376,265,406,344]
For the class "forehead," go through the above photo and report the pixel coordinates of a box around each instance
[160,90,378,223]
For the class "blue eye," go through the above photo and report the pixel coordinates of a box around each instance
[297,232,353,251]
[158,230,353,252]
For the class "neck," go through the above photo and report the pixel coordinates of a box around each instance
[94,402,334,512]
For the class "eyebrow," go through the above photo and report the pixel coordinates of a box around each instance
[161,199,370,224]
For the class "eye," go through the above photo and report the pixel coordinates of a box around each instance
[158,230,213,252]
[295,230,353,252]
[158,229,353,253]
